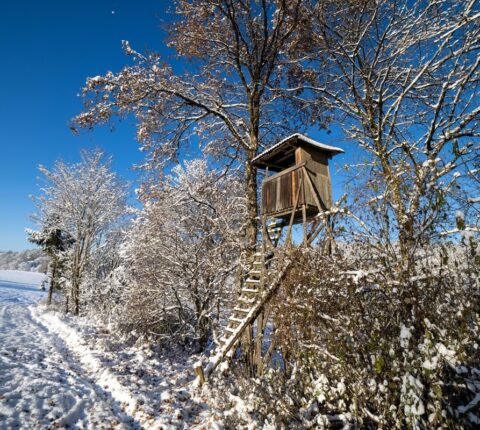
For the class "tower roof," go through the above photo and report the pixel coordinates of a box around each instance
[252,133,344,170]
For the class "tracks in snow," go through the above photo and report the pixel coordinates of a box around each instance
[0,282,140,429]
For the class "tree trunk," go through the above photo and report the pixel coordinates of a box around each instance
[47,260,57,306]
[71,274,80,315]
[71,237,87,316]
[245,152,258,253]
[398,217,415,275]
[246,96,260,253]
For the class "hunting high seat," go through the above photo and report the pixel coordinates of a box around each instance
[195,134,344,383]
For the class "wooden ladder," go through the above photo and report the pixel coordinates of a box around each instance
[218,251,266,348]
[195,221,291,383]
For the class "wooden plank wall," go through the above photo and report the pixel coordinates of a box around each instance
[262,165,332,216]
[262,168,304,215]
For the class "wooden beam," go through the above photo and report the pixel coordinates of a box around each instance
[257,161,284,171]
[302,204,307,246]
[302,166,327,212]
[263,162,306,184]
[285,176,303,246]
[254,311,264,375]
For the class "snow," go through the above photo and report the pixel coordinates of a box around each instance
[0,269,47,287]
[0,270,47,304]
[400,324,411,348]
[0,270,230,429]
[252,133,344,166]
[0,271,134,429]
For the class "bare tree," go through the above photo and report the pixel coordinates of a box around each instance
[240,2,480,427]
[33,149,127,314]
[289,0,480,269]
[72,0,319,252]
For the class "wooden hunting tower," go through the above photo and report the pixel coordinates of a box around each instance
[253,133,344,236]
[196,134,344,383]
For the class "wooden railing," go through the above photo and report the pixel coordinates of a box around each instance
[261,163,306,216]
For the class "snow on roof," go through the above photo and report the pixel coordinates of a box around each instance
[252,133,344,165]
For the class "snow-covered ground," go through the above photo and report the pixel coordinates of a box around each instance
[0,271,138,429]
[0,270,230,429]
[0,270,47,304]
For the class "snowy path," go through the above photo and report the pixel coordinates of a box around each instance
[0,272,135,429]
[0,271,231,429]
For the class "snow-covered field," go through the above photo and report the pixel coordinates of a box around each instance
[0,270,229,430]
[0,270,47,304]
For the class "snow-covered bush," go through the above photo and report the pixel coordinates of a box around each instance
[79,228,129,321]
[235,241,479,428]
[117,159,246,349]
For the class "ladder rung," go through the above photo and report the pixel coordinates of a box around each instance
[219,334,231,343]
[249,270,261,275]
[234,307,250,313]
[246,278,260,283]
[225,327,236,333]
[229,317,244,323]
[242,288,259,293]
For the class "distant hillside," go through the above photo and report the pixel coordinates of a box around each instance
[0,249,49,273]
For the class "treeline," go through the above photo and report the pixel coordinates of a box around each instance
[0,249,49,273]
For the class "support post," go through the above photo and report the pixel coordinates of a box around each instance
[307,220,325,246]
[285,174,303,246]
[302,203,307,246]
[194,363,206,385]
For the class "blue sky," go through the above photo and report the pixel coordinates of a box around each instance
[0,1,350,251]
[0,1,171,251]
